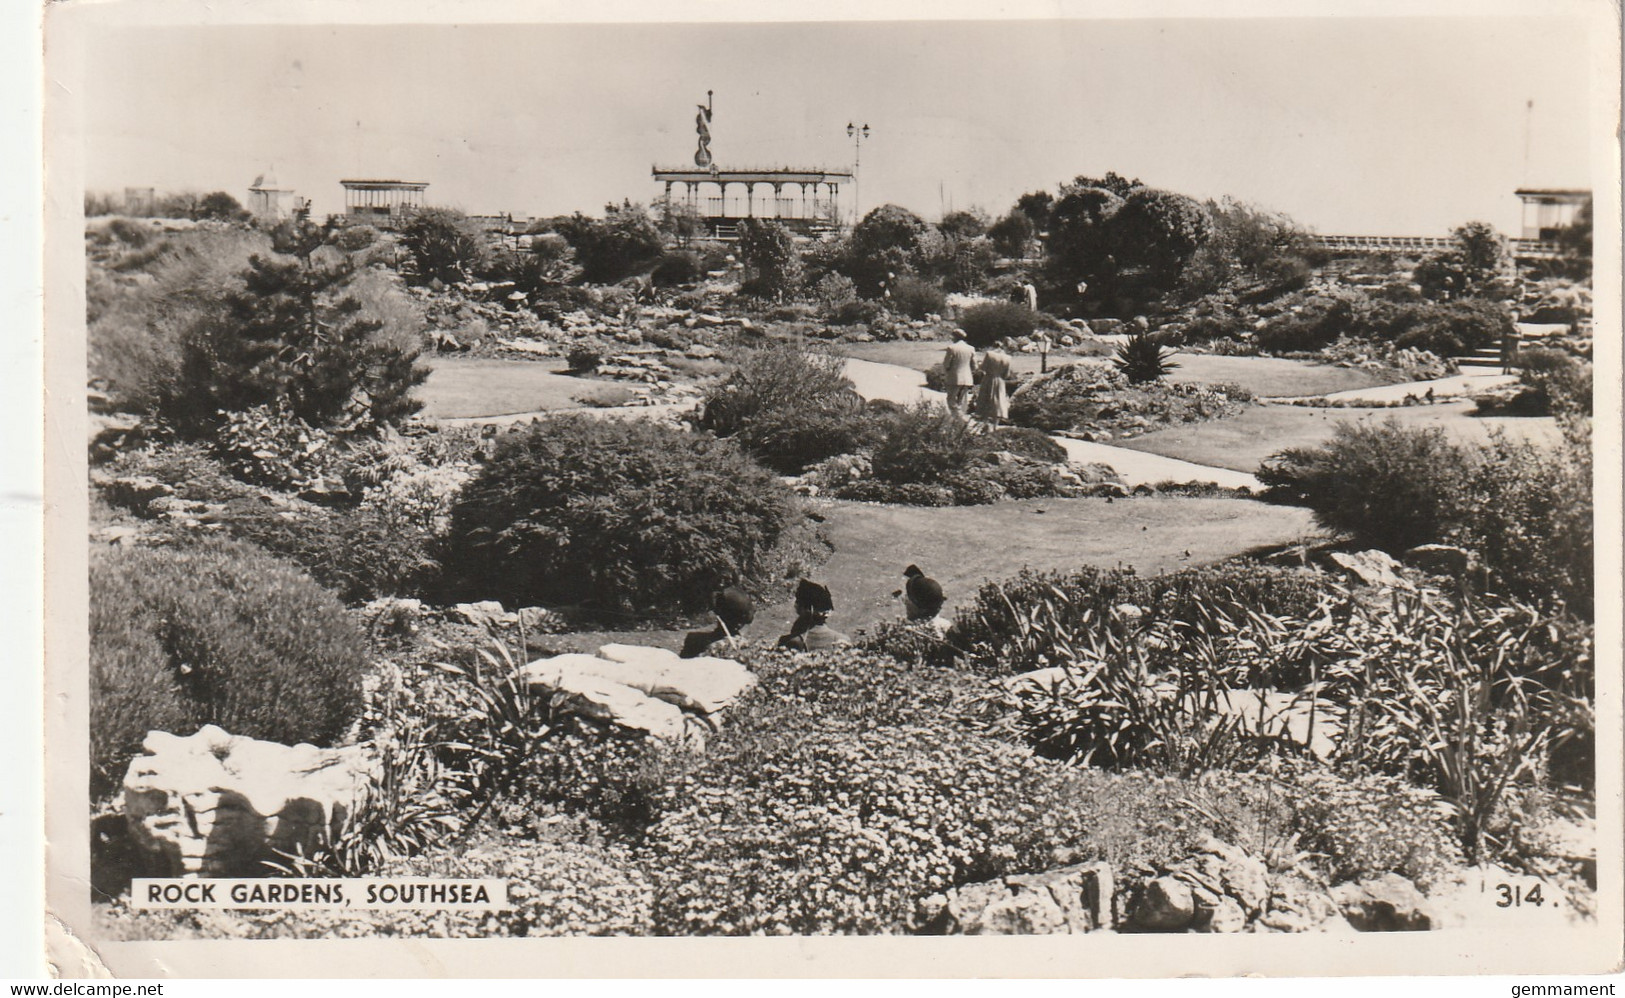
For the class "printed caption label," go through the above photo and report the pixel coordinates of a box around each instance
[131,878,511,910]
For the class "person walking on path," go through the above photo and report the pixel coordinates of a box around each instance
[974,342,1013,427]
[943,329,976,414]
[1022,282,1038,312]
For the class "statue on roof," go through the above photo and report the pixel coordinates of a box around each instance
[694,91,714,171]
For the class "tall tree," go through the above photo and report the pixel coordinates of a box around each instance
[166,222,426,436]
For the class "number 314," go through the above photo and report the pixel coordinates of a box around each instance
[1496,882,1545,907]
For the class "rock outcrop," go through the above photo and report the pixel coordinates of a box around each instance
[122,725,376,878]
[516,644,756,744]
[1126,837,1347,933]
[915,862,1114,934]
[1329,549,1413,590]
[1330,872,1437,931]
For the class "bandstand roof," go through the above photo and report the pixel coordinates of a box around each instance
[651,165,854,184]
[339,179,430,190]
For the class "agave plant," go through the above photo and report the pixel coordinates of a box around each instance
[1113,332,1180,384]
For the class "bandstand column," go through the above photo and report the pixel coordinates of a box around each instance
[771,182,783,218]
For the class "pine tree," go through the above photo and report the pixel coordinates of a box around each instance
[166,222,426,435]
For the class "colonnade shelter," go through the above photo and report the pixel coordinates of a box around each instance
[1515,188,1590,240]
[651,166,854,238]
[340,179,429,228]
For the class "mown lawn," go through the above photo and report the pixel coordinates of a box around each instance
[551,495,1319,652]
[416,356,635,418]
[1116,401,1565,473]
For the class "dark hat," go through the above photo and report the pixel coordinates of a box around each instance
[794,578,834,616]
[904,564,924,578]
[714,586,755,631]
[905,573,945,616]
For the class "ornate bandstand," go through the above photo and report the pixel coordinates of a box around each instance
[652,92,851,238]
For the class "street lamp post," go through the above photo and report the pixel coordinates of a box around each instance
[846,121,869,227]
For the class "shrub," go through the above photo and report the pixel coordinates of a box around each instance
[105,217,154,249]
[832,479,955,507]
[1455,421,1592,612]
[401,208,489,284]
[1044,186,1125,288]
[1182,313,1247,342]
[1113,333,1180,383]
[213,402,339,490]
[1390,300,1512,357]
[1517,349,1592,416]
[90,538,369,795]
[1007,362,1126,432]
[886,275,947,319]
[1258,419,1473,551]
[443,416,797,613]
[96,442,444,603]
[1255,297,1355,352]
[809,272,858,310]
[1179,197,1314,297]
[1107,188,1214,289]
[869,402,978,485]
[555,204,664,284]
[698,343,875,473]
[359,462,474,538]
[958,301,1037,347]
[736,218,803,299]
[566,343,602,373]
[844,204,930,294]
[331,225,379,253]
[204,500,444,604]
[1414,221,1510,301]
[827,298,882,326]
[732,403,881,476]
[650,251,702,287]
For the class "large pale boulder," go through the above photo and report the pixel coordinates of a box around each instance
[1329,550,1412,590]
[1183,688,1341,761]
[516,644,757,743]
[596,644,758,715]
[122,725,376,878]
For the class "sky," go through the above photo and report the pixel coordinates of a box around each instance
[69,11,1599,236]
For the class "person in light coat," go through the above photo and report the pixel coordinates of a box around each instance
[974,342,1013,427]
[943,328,976,413]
